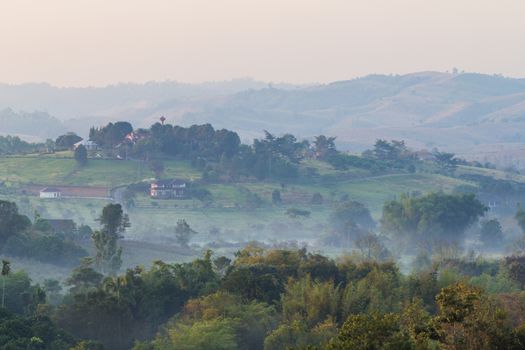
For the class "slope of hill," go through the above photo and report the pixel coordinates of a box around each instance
[185,72,525,148]
[2,72,525,166]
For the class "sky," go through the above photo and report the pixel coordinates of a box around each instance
[0,0,524,86]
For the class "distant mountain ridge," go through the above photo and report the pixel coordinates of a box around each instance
[2,72,525,166]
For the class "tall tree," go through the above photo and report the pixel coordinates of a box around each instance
[371,139,408,161]
[74,144,88,166]
[55,132,82,149]
[433,151,458,174]
[93,204,130,275]
[1,260,10,308]
[515,205,525,234]
[479,219,505,249]
[313,135,337,160]
[175,219,197,247]
[0,200,31,248]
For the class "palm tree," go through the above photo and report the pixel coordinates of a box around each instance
[2,260,11,308]
[102,275,127,302]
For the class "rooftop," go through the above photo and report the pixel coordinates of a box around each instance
[40,187,61,193]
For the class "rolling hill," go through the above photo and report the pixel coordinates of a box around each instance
[2,72,525,167]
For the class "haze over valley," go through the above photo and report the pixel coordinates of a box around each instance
[3,71,525,168]
[3,1,525,349]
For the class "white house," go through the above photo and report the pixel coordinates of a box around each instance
[39,187,62,199]
[73,140,98,151]
[150,179,187,199]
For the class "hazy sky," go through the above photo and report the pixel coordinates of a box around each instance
[1,0,524,86]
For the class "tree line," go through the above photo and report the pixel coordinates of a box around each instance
[3,243,525,349]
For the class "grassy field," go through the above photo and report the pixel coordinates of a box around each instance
[332,173,473,213]
[0,171,472,241]
[3,154,519,285]
[0,155,200,187]
[456,165,525,182]
[240,173,473,215]
[0,155,486,251]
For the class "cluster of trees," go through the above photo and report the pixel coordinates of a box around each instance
[93,121,310,181]
[89,122,133,148]
[0,308,77,349]
[3,198,525,349]
[55,133,82,150]
[366,139,410,162]
[458,174,525,204]
[0,132,89,155]
[0,135,50,155]
[4,244,525,349]
[89,121,447,182]
[0,201,89,266]
[380,192,487,248]
[321,192,491,256]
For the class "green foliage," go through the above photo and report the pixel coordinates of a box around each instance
[58,253,219,350]
[55,133,82,149]
[330,200,375,231]
[65,260,104,295]
[187,186,212,202]
[158,318,238,350]
[77,225,94,241]
[264,319,337,350]
[222,265,284,305]
[156,291,277,350]
[381,192,487,245]
[175,219,197,247]
[370,139,410,162]
[433,151,459,174]
[74,144,88,166]
[0,308,76,350]
[326,152,383,172]
[515,205,525,234]
[479,219,505,249]
[313,135,337,160]
[469,269,520,294]
[354,233,391,261]
[70,340,106,350]
[324,201,375,247]
[4,233,88,266]
[0,200,31,248]
[90,121,133,147]
[0,270,45,315]
[32,218,53,233]
[93,204,129,275]
[282,275,340,328]
[326,313,414,350]
[340,262,403,316]
[0,135,44,155]
[433,282,520,349]
[504,256,525,289]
